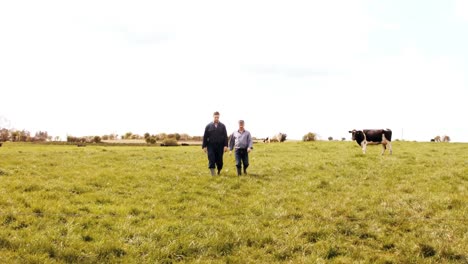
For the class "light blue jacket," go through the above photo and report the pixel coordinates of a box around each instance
[229,130,253,150]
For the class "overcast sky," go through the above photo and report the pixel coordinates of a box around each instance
[1,0,467,142]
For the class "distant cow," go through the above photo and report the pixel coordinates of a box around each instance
[349,129,392,155]
[433,135,441,142]
[442,135,450,142]
[266,133,287,143]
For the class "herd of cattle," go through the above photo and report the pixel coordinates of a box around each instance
[431,135,450,142]
[264,129,451,155]
[263,130,394,155]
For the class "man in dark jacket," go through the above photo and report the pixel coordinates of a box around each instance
[202,111,228,176]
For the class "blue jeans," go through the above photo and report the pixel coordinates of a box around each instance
[235,148,249,169]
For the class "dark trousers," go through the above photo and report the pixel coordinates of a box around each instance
[207,144,225,170]
[235,148,249,169]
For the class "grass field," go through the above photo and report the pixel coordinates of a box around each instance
[0,141,467,263]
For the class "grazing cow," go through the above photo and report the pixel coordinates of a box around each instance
[267,133,287,143]
[349,129,392,155]
[442,135,450,142]
[430,139,435,142]
[434,135,441,142]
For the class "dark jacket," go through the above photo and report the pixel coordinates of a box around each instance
[202,122,228,148]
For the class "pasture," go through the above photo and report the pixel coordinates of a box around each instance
[0,141,466,263]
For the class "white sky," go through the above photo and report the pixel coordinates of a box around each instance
[1,0,467,142]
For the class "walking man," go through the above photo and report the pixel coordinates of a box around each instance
[229,120,253,176]
[203,111,228,176]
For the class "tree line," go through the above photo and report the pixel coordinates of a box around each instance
[0,127,202,145]
[0,128,53,142]
[67,132,203,145]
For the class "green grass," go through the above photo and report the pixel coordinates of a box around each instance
[0,141,467,263]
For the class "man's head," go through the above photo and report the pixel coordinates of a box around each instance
[213,111,220,123]
[238,120,245,131]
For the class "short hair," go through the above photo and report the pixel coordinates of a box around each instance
[213,111,220,116]
[238,120,244,124]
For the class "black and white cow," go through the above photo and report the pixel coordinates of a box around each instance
[349,129,392,155]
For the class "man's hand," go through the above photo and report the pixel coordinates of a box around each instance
[247,148,252,153]
[203,147,207,153]
[224,147,228,152]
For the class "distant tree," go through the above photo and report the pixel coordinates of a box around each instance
[303,132,316,142]
[11,131,19,142]
[144,133,150,139]
[67,136,76,143]
[144,135,154,144]
[341,137,346,141]
[328,136,333,141]
[102,135,109,140]
[93,136,102,143]
[179,133,190,141]
[19,130,30,142]
[158,133,167,140]
[67,135,89,143]
[0,128,10,141]
[174,133,181,141]
[34,131,49,142]
[191,136,202,141]
[124,132,133,139]
[162,138,178,146]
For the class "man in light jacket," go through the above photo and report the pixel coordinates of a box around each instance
[229,120,253,176]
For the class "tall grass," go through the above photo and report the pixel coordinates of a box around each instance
[0,141,466,263]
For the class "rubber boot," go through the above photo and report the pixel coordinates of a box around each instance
[236,167,242,176]
[243,166,248,175]
[210,168,215,176]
